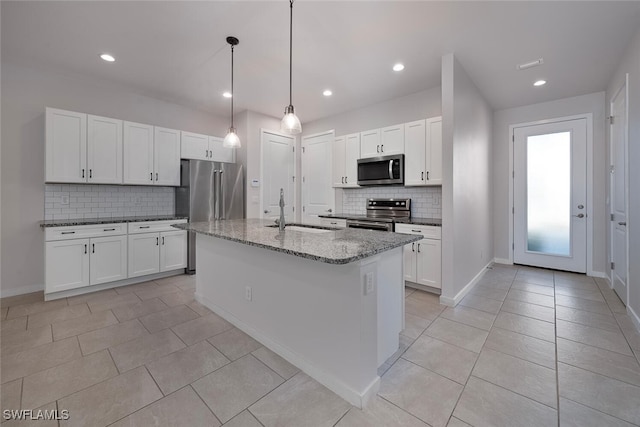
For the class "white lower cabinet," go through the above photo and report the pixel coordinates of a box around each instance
[395,223,442,290]
[46,239,90,293]
[160,230,188,272]
[128,233,161,278]
[90,235,128,285]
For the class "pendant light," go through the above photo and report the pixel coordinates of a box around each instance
[223,36,241,148]
[280,0,302,134]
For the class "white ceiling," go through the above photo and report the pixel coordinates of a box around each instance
[3,1,640,123]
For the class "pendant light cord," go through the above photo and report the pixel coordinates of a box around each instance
[231,44,235,128]
[289,0,293,107]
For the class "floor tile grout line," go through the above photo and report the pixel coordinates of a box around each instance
[560,396,639,427]
[555,316,623,334]
[468,373,559,412]
[498,307,555,324]
[143,364,166,397]
[555,332,634,357]
[376,394,435,427]
[246,407,268,427]
[556,357,640,389]
[188,384,225,427]
[490,323,555,343]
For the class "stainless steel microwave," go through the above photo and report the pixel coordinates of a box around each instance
[357,154,404,186]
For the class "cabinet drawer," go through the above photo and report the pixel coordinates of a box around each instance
[394,223,441,240]
[319,218,347,228]
[128,219,187,234]
[45,223,126,242]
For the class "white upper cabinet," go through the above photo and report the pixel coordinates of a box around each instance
[379,124,404,156]
[181,131,209,161]
[332,137,346,187]
[425,117,442,185]
[87,115,123,184]
[123,121,155,185]
[46,108,87,183]
[404,119,426,186]
[344,133,360,187]
[359,129,381,159]
[154,127,181,186]
[209,136,235,163]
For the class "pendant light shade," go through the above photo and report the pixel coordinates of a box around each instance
[223,36,241,148]
[281,0,302,135]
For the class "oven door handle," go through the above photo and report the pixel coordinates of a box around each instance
[388,160,394,179]
[347,220,392,232]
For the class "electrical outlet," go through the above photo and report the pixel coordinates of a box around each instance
[245,286,252,301]
[364,272,375,295]
[61,195,69,205]
[134,196,142,205]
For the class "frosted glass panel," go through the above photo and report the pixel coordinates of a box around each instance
[526,132,571,256]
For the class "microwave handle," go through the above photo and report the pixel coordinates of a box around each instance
[389,160,394,179]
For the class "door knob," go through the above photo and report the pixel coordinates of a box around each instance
[618,221,627,226]
[264,210,270,214]
[577,204,584,209]
[573,213,585,218]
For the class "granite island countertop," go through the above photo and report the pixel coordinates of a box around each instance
[318,214,442,227]
[173,219,421,265]
[40,215,188,228]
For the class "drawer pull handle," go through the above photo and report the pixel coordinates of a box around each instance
[417,243,421,253]
[162,236,165,245]
[411,229,423,233]
[84,244,87,254]
[156,237,159,246]
[103,228,116,231]
[330,222,338,225]
[412,242,415,252]
[139,226,150,229]
[92,243,95,253]
[150,172,153,181]
[61,231,75,235]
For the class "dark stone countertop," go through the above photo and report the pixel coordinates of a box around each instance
[40,215,188,228]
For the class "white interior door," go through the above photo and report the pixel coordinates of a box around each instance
[611,81,628,305]
[513,118,587,272]
[261,130,295,221]
[302,131,335,224]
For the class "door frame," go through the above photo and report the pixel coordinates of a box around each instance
[609,74,630,299]
[301,130,335,223]
[507,113,594,274]
[259,128,297,220]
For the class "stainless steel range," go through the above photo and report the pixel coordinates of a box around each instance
[345,198,411,232]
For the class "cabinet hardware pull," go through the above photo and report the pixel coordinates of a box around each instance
[139,226,150,229]
[412,242,415,252]
[84,244,87,254]
[92,243,95,253]
[82,169,85,178]
[331,222,337,225]
[619,221,627,226]
[156,237,159,246]
[417,243,421,253]
[205,149,209,158]
[89,169,92,178]
[162,236,165,245]
[156,173,159,181]
[103,228,115,231]
[150,173,153,181]
[421,171,424,181]
[381,144,384,152]
[61,231,75,235]
[264,210,270,214]
[426,171,429,180]
[345,177,348,184]
[411,229,422,233]
[376,145,380,153]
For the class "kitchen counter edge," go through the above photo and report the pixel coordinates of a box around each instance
[39,215,189,228]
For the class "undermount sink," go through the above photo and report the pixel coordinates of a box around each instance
[266,223,334,233]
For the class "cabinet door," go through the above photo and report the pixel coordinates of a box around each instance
[87,115,123,184]
[45,108,87,183]
[425,117,442,185]
[154,127,181,186]
[128,233,160,278]
[209,136,235,163]
[404,120,426,186]
[180,131,209,161]
[359,129,381,159]
[90,235,127,285]
[45,239,90,293]
[380,124,404,156]
[416,238,441,289]
[160,230,187,272]
[123,121,154,185]
[332,137,346,187]
[344,133,360,187]
[403,243,417,283]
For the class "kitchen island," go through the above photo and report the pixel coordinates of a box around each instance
[174,219,420,408]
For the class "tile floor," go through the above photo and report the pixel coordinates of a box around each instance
[2,265,640,426]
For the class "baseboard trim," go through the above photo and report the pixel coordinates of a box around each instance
[440,260,492,307]
[0,284,45,298]
[195,292,379,409]
[493,258,512,265]
[627,305,640,334]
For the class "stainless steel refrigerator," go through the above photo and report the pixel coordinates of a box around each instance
[175,159,244,274]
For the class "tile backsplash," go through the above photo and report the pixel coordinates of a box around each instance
[342,186,442,218]
[44,184,174,220]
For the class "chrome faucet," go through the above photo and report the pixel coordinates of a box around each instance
[278,188,286,232]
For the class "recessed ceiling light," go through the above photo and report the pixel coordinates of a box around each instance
[393,63,405,72]
[533,80,547,87]
[223,92,232,98]
[100,53,115,62]
[323,90,332,97]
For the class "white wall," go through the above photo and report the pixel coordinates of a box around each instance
[441,54,494,303]
[1,62,230,297]
[606,27,640,323]
[492,92,607,274]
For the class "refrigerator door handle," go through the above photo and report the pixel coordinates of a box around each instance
[219,170,225,220]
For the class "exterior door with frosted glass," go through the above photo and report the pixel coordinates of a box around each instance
[513,119,587,272]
